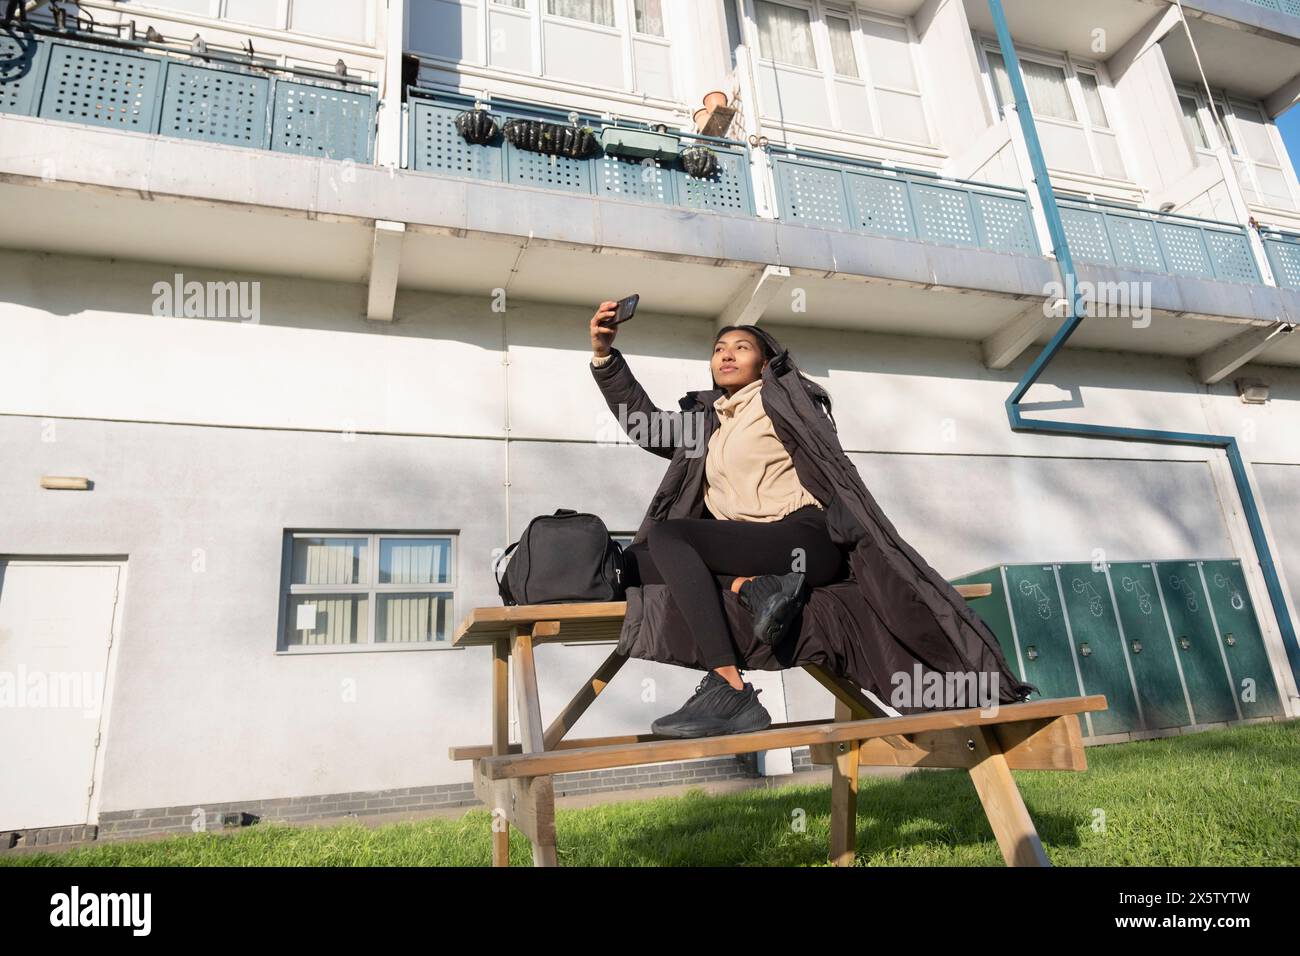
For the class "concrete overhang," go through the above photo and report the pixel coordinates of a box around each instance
[1177,0,1300,44]
[2,113,1299,369]
[963,0,1163,58]
[1160,9,1300,103]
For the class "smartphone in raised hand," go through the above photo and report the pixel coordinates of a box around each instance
[610,294,639,326]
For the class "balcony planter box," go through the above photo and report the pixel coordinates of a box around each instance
[502,118,600,159]
[599,126,681,161]
[680,144,721,179]
[454,108,499,145]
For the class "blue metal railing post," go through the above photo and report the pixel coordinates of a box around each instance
[987,0,1300,688]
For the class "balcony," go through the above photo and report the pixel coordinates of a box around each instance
[1212,0,1300,26]
[407,89,755,217]
[0,26,376,162]
[408,90,1040,260]
[1057,196,1263,284]
[766,146,1040,257]
[1261,227,1300,289]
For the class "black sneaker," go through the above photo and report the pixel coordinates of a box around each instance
[738,571,807,646]
[651,671,772,739]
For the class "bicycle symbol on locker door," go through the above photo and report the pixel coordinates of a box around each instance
[1211,572,1246,611]
[1167,574,1200,612]
[1121,576,1153,614]
[1019,578,1054,620]
[1071,578,1105,617]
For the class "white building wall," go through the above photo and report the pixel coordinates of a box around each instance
[3,246,1299,813]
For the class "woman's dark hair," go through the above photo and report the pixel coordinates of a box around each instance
[712,324,835,428]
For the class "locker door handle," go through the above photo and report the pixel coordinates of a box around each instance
[1078,642,1091,657]
[1130,640,1142,654]
[1026,645,1038,661]
[1179,636,1190,650]
[1224,632,1236,646]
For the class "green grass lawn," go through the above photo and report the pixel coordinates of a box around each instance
[7,721,1298,867]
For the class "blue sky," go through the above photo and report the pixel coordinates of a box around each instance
[1281,105,1300,177]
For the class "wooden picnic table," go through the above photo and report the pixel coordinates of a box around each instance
[450,588,1107,867]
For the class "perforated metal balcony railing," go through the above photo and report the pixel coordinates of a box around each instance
[1056,196,1262,284]
[407,88,756,216]
[766,145,1041,256]
[0,27,376,162]
[1240,0,1300,20]
[1261,227,1300,289]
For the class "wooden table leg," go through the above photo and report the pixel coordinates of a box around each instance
[491,638,511,868]
[543,648,628,751]
[967,725,1051,867]
[828,698,860,867]
[510,626,559,867]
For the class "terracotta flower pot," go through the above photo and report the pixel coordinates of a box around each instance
[693,107,710,129]
[703,90,728,111]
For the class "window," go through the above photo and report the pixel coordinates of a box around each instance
[634,0,664,36]
[756,0,818,69]
[825,14,858,78]
[987,52,1074,121]
[494,0,528,7]
[1177,86,1298,210]
[751,3,931,145]
[1075,71,1108,128]
[281,533,456,650]
[547,0,615,27]
[119,0,371,43]
[981,42,1126,181]
[1179,94,1210,150]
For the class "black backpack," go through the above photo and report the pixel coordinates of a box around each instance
[495,509,626,606]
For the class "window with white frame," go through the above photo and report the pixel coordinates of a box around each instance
[547,0,615,27]
[981,42,1127,181]
[750,1,931,145]
[411,0,672,98]
[1178,91,1212,153]
[280,532,456,650]
[1230,100,1296,210]
[118,1,373,44]
[633,0,664,36]
[1177,86,1299,211]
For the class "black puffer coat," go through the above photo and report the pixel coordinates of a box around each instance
[590,330,1038,712]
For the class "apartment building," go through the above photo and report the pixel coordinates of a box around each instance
[2,0,1299,842]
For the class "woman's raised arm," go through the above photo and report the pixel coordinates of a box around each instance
[589,301,683,461]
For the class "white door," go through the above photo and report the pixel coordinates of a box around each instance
[0,561,122,830]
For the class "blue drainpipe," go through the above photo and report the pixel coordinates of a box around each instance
[987,0,1300,688]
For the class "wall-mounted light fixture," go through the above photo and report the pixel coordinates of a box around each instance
[1234,377,1269,405]
[40,476,91,491]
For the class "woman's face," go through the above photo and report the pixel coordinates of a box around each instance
[712,331,766,394]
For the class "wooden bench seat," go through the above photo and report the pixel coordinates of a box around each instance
[451,592,1107,868]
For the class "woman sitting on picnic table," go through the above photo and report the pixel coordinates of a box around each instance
[589,301,850,739]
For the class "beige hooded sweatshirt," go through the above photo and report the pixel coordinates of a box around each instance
[592,353,823,521]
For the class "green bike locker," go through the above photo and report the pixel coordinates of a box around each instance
[1001,564,1085,708]
[1106,561,1192,730]
[950,565,1021,673]
[1154,561,1239,725]
[1200,560,1283,719]
[1057,563,1141,734]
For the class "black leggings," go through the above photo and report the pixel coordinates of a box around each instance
[623,504,848,669]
